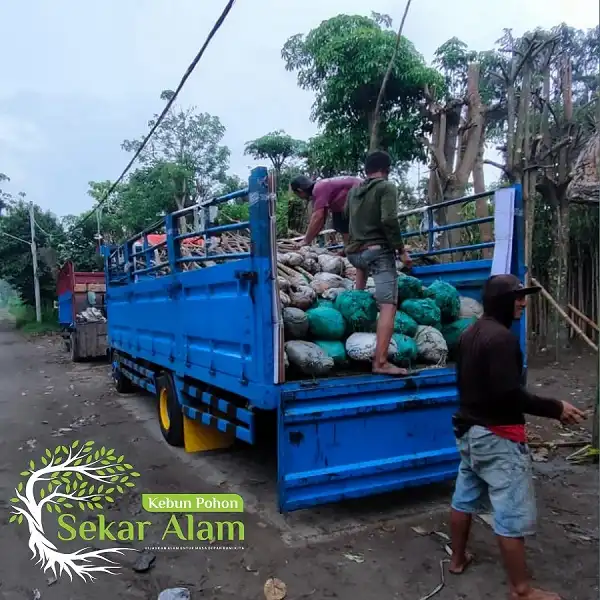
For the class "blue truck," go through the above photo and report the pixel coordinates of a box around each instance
[102,166,526,512]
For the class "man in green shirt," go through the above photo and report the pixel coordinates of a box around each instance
[344,150,412,376]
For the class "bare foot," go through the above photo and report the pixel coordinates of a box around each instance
[449,552,474,575]
[509,588,561,600]
[372,362,408,376]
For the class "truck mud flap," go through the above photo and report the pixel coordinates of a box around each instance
[277,371,460,512]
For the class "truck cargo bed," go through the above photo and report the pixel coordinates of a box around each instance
[103,168,527,512]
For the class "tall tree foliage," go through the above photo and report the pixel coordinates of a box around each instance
[244,130,305,178]
[282,13,445,174]
[121,90,231,208]
[0,196,65,305]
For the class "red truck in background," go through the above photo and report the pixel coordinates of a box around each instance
[56,261,108,362]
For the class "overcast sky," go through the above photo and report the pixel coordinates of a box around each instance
[0,0,597,218]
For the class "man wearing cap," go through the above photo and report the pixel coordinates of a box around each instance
[449,274,585,600]
[290,174,362,248]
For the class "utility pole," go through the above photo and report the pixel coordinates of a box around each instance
[29,201,42,323]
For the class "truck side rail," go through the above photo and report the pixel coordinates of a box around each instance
[103,167,278,404]
[401,190,496,259]
[106,187,253,284]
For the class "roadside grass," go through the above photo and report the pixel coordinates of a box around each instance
[8,298,59,334]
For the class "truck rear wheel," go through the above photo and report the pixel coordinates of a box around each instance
[112,353,134,393]
[156,373,184,447]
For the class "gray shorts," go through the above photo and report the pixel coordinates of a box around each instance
[346,246,398,305]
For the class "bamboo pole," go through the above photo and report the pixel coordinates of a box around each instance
[568,303,600,332]
[531,278,598,352]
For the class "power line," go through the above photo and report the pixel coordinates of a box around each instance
[73,0,237,232]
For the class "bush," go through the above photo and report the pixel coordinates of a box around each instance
[8,298,58,334]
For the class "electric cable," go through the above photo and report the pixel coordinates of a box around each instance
[72,0,237,232]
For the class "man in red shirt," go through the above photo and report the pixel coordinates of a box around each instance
[449,274,585,600]
[290,175,361,247]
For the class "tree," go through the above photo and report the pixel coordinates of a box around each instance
[121,90,231,209]
[301,130,368,176]
[9,440,140,581]
[0,173,11,216]
[58,214,104,272]
[282,13,445,171]
[481,25,599,349]
[244,130,305,179]
[0,198,65,306]
[217,174,246,196]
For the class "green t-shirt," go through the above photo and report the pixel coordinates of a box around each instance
[343,177,404,255]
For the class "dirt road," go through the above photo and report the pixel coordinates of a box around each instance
[0,319,597,599]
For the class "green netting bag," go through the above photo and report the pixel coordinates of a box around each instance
[441,317,477,351]
[424,280,461,323]
[397,273,424,303]
[315,298,335,310]
[400,298,442,328]
[394,311,418,337]
[334,290,378,333]
[392,333,418,365]
[314,340,348,366]
[306,307,346,340]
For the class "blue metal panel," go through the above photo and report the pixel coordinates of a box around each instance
[104,167,278,410]
[107,257,277,407]
[276,185,527,511]
[277,371,460,511]
[58,292,74,327]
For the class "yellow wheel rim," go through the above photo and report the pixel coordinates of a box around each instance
[159,388,170,431]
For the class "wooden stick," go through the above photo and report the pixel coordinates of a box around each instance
[531,278,598,352]
[568,303,599,332]
[529,440,590,449]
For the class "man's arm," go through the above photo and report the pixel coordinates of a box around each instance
[488,335,563,420]
[380,182,404,252]
[302,208,327,246]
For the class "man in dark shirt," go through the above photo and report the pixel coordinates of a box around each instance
[449,274,585,600]
[343,150,412,376]
[290,175,362,247]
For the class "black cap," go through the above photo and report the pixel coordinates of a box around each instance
[484,274,540,299]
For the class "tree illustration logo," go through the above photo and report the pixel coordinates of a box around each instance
[9,440,141,582]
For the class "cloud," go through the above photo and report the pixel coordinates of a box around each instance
[0,0,597,217]
[0,115,46,153]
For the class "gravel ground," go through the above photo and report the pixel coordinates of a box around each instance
[0,318,597,600]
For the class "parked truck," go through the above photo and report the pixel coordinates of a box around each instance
[102,166,526,512]
[57,261,108,362]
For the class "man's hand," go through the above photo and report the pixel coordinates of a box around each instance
[399,250,413,269]
[559,401,586,425]
[291,240,307,250]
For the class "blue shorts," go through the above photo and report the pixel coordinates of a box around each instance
[451,425,537,538]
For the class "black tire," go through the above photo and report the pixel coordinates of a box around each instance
[70,333,81,363]
[112,353,134,393]
[156,373,184,447]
